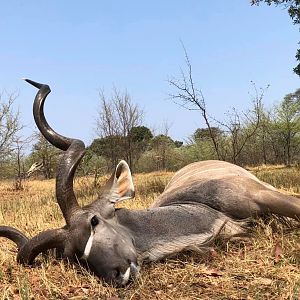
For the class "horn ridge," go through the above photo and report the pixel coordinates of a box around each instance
[56,139,85,224]
[24,78,76,151]
[0,226,29,249]
[25,79,86,223]
[17,228,67,265]
[0,226,67,265]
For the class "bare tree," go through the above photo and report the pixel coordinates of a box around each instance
[168,43,222,159]
[13,135,33,190]
[96,90,119,137]
[30,132,61,179]
[215,83,266,164]
[114,88,143,169]
[95,88,143,170]
[0,91,22,161]
[168,44,265,164]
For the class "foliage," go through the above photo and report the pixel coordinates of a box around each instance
[29,133,61,179]
[174,140,183,147]
[149,134,177,170]
[275,88,300,165]
[83,87,300,172]
[129,126,154,169]
[251,0,300,75]
[129,126,153,144]
[1,85,299,178]
[193,127,223,142]
[89,135,125,170]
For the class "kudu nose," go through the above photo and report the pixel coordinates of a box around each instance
[113,262,140,286]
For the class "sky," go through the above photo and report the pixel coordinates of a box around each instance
[0,1,299,146]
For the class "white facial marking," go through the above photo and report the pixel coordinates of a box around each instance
[121,267,131,285]
[81,228,95,260]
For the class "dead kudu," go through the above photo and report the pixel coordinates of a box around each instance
[1,80,300,286]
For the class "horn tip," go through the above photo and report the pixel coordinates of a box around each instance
[23,78,44,89]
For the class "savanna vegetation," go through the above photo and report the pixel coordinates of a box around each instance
[1,62,300,299]
[0,2,300,299]
[2,83,300,187]
[0,167,300,299]
[0,46,300,300]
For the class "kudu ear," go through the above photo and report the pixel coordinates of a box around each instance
[91,160,135,217]
[104,160,135,203]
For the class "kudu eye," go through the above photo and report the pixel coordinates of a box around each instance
[90,216,99,227]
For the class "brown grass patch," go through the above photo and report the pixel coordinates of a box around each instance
[0,168,300,299]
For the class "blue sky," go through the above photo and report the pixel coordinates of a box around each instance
[1,1,299,145]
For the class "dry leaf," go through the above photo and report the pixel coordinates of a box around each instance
[209,248,218,259]
[202,267,223,277]
[256,277,272,285]
[274,241,283,263]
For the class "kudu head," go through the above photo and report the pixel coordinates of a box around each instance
[0,80,138,285]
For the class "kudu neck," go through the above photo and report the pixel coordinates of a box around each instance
[115,204,227,263]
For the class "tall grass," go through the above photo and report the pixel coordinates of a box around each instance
[250,164,300,194]
[0,168,299,299]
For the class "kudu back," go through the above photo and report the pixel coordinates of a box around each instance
[1,80,300,286]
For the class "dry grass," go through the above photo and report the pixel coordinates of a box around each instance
[0,168,300,299]
[249,164,300,194]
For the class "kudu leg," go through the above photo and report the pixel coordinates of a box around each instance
[255,190,300,220]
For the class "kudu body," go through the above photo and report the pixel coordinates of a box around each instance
[1,80,300,285]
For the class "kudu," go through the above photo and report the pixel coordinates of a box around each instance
[1,80,300,286]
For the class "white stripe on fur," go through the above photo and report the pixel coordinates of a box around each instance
[81,228,95,259]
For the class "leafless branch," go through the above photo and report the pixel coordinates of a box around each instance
[168,43,221,159]
[0,91,23,161]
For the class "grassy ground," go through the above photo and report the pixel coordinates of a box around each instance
[0,166,300,299]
